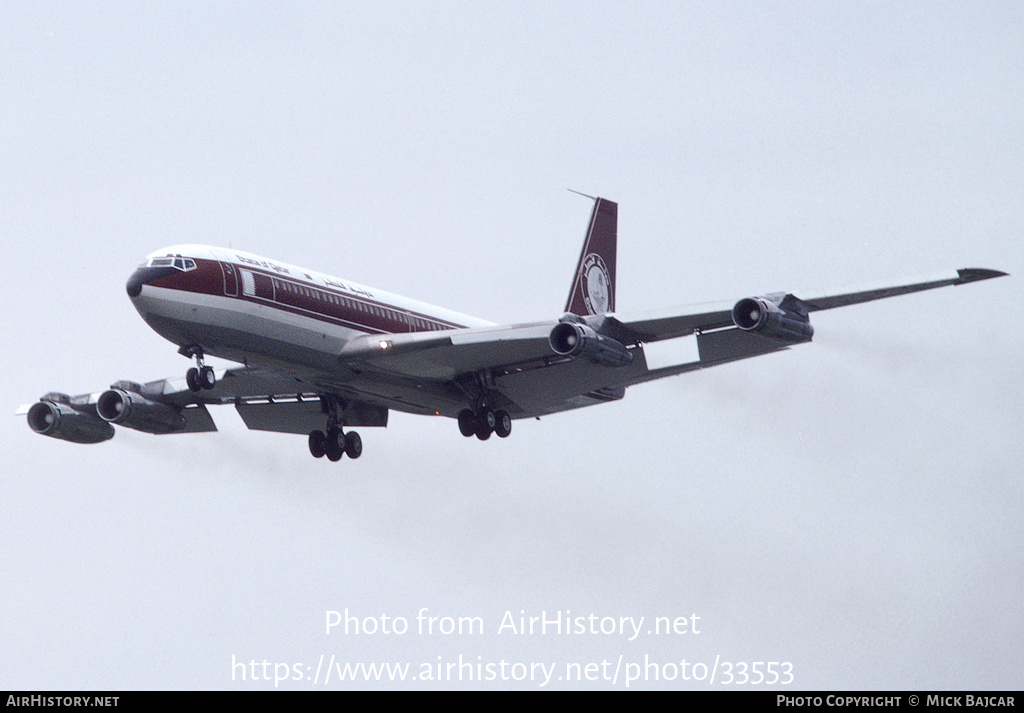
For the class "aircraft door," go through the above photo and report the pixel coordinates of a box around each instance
[212,250,238,296]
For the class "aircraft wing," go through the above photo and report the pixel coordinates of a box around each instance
[326,266,1008,417]
[597,267,1007,344]
[18,364,393,443]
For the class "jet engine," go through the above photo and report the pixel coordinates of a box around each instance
[732,296,814,344]
[96,388,186,434]
[549,322,634,367]
[27,397,114,444]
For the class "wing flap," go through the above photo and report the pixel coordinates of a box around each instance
[235,398,388,434]
[696,327,790,365]
[179,404,218,433]
[596,301,734,343]
[235,399,325,434]
[156,368,311,407]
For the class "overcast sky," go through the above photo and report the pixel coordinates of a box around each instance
[2,1,1021,690]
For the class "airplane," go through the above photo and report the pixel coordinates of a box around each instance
[19,197,1007,463]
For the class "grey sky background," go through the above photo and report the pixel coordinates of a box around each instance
[2,2,1021,690]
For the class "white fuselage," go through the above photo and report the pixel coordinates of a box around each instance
[128,244,493,377]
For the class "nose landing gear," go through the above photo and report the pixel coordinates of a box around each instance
[181,346,216,393]
[186,365,216,392]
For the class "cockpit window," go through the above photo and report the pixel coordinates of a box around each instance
[145,256,197,271]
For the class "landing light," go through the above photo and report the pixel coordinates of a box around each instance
[379,340,392,350]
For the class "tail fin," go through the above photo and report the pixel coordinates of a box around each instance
[564,197,618,316]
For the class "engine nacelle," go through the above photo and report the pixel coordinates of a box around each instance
[27,399,114,444]
[96,389,186,434]
[732,297,814,344]
[549,322,634,367]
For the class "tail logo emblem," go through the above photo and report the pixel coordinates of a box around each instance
[582,253,612,314]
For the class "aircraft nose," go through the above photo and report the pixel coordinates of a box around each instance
[126,269,143,297]
[126,268,149,297]
[126,266,175,297]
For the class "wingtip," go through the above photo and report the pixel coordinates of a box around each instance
[956,268,1009,284]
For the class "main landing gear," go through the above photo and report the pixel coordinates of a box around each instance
[308,427,362,462]
[307,395,362,462]
[457,407,512,441]
[456,372,512,441]
[182,346,215,393]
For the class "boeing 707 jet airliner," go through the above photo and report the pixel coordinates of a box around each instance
[19,198,1006,463]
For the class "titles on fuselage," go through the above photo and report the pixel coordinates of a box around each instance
[324,278,373,298]
[236,254,290,274]
[235,254,373,297]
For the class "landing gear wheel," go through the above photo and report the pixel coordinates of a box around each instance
[494,410,512,438]
[457,409,476,437]
[308,430,326,458]
[324,427,346,462]
[186,368,200,393]
[475,414,493,441]
[345,431,362,459]
[199,365,216,390]
[481,409,496,430]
